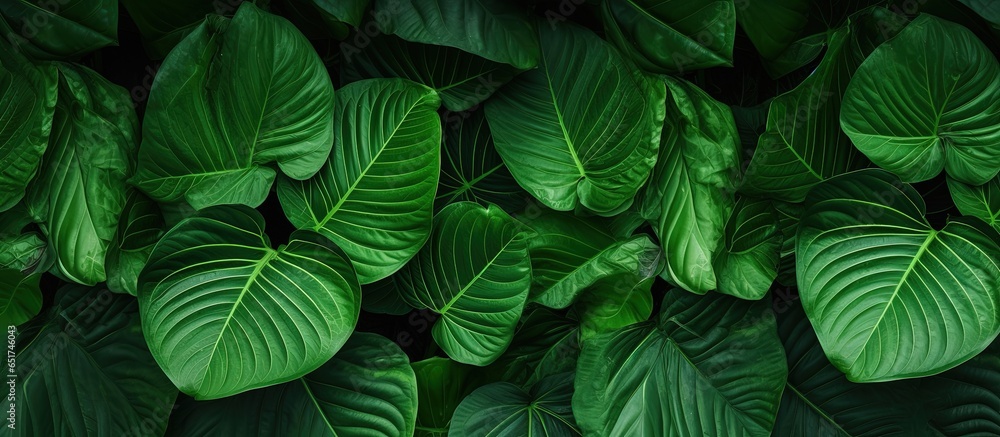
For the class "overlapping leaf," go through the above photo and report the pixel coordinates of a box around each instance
[165,332,417,436]
[132,3,335,209]
[450,372,580,436]
[0,0,117,60]
[486,20,665,215]
[841,14,1000,185]
[138,206,361,399]
[278,78,441,284]
[574,288,787,436]
[397,202,532,365]
[797,169,1000,381]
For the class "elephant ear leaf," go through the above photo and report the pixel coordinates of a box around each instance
[0,42,57,213]
[15,285,178,436]
[0,0,118,60]
[601,0,736,74]
[106,190,165,295]
[640,76,739,294]
[277,78,441,284]
[131,3,335,210]
[573,288,787,436]
[948,175,1000,231]
[449,372,580,436]
[138,205,361,399]
[397,202,533,366]
[26,63,137,286]
[485,21,665,215]
[712,197,783,300]
[797,169,1000,382]
[165,332,418,437]
[372,0,539,69]
[841,14,1000,185]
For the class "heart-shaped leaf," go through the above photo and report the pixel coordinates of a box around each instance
[278,78,441,284]
[138,205,361,399]
[797,169,1000,381]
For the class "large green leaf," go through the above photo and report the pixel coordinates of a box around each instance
[436,108,527,213]
[948,175,1000,231]
[0,41,56,212]
[450,372,580,436]
[740,8,895,202]
[26,63,137,286]
[131,3,335,210]
[841,14,1000,185]
[485,21,665,215]
[601,0,736,74]
[119,0,218,59]
[13,285,178,436]
[797,169,1000,382]
[573,288,787,436]
[776,300,1000,435]
[362,275,414,315]
[397,202,532,366]
[735,0,809,60]
[0,0,117,60]
[412,357,486,436]
[712,197,783,300]
[138,205,361,399]
[485,307,580,387]
[106,190,164,296]
[371,0,539,69]
[574,274,653,338]
[523,210,660,309]
[341,34,519,112]
[0,269,41,326]
[277,78,440,284]
[165,332,417,436]
[640,77,740,294]
[0,204,49,274]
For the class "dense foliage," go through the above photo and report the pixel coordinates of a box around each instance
[1,0,999,436]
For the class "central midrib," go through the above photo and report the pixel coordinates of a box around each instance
[314,102,422,229]
[200,248,279,388]
[852,229,938,366]
[540,45,587,179]
[437,236,518,314]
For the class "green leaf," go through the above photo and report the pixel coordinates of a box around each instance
[948,175,1000,231]
[573,288,787,436]
[841,14,1000,185]
[0,204,49,274]
[138,205,361,399]
[575,274,653,338]
[131,3,335,210]
[712,197,783,300]
[412,357,485,436]
[307,0,369,26]
[524,210,660,309]
[436,108,527,212]
[0,269,41,326]
[26,63,137,286]
[741,8,897,202]
[774,200,803,286]
[165,332,417,436]
[106,190,164,295]
[14,285,177,436]
[797,169,1000,381]
[0,42,57,212]
[341,34,519,112]
[119,0,218,59]
[958,0,1000,28]
[450,372,580,436]
[601,0,736,74]
[277,78,441,284]
[736,0,809,59]
[485,21,665,215]
[0,0,117,60]
[641,77,740,294]
[371,0,539,69]
[485,307,580,387]
[397,202,532,366]
[776,300,1000,435]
